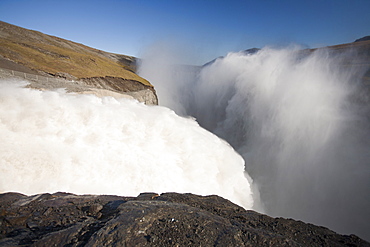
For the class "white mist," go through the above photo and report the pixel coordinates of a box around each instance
[139,46,370,240]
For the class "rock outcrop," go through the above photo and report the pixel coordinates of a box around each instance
[0,192,368,246]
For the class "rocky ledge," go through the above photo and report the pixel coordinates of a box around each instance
[1,193,368,246]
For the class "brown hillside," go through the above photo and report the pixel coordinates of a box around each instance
[308,39,370,85]
[0,21,152,87]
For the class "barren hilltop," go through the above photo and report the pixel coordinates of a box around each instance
[0,21,157,104]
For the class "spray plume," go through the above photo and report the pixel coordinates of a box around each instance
[139,45,370,240]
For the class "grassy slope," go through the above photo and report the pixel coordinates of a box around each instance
[0,21,152,87]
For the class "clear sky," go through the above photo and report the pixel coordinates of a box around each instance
[1,0,369,65]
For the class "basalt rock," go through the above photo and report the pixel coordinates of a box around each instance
[0,192,368,246]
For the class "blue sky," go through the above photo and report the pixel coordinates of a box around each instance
[0,0,369,65]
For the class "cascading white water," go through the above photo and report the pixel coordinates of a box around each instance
[139,46,370,240]
[0,79,254,209]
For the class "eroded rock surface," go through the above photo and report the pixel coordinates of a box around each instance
[0,192,368,246]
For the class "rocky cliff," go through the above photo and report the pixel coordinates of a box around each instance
[0,21,157,105]
[0,192,368,246]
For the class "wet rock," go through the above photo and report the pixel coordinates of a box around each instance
[0,192,368,246]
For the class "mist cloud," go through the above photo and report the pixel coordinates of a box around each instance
[139,46,370,240]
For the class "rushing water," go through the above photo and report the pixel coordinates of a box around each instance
[0,79,253,208]
[139,46,370,240]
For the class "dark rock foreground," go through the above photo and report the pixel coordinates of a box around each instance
[0,192,368,246]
